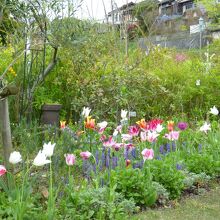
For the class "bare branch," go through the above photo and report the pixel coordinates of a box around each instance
[30,47,58,94]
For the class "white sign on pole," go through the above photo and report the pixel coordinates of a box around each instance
[190,24,200,34]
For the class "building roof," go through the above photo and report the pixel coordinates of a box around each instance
[177,0,192,3]
[108,1,136,16]
[160,0,193,4]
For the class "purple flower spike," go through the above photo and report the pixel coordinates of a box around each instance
[100,178,104,187]
[131,148,136,158]
[156,156,162,160]
[159,145,164,155]
[112,156,118,169]
[124,148,129,160]
[172,142,176,151]
[95,150,99,165]
[166,143,171,153]
[176,164,182,170]
[100,150,106,170]
[106,156,110,168]
[178,122,188,130]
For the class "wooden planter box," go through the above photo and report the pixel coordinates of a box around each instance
[41,104,62,127]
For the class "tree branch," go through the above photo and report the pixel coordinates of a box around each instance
[30,47,58,95]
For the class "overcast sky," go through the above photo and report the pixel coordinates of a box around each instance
[75,0,144,21]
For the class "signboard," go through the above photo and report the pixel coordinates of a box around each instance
[190,24,200,34]
[129,111,137,117]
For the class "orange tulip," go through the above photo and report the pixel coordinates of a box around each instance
[167,121,174,132]
[136,119,148,130]
[60,121,66,129]
[85,116,95,130]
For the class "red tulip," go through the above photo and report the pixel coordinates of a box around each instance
[126,159,131,167]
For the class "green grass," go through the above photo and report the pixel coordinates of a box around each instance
[132,185,220,220]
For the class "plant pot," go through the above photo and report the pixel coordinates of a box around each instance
[41,104,62,127]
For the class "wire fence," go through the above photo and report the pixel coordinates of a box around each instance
[138,30,210,50]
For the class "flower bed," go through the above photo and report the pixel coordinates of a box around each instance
[0,106,220,219]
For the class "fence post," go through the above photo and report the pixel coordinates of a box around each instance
[0,97,13,168]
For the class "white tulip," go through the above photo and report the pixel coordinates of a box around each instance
[121,109,128,119]
[42,142,56,157]
[156,124,164,133]
[113,129,118,137]
[9,151,22,164]
[199,122,211,134]
[97,121,108,128]
[82,107,91,118]
[195,80,200,86]
[33,150,51,166]
[210,106,219,116]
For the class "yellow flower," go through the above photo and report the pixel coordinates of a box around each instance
[8,67,17,77]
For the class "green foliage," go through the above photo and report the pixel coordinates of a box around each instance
[183,172,211,189]
[0,172,43,220]
[60,186,136,219]
[12,119,43,154]
[33,45,220,122]
[196,0,220,24]
[151,159,185,199]
[152,181,169,206]
[185,153,220,176]
[133,0,158,34]
[0,192,12,219]
[111,167,157,207]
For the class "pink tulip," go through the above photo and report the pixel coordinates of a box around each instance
[124,143,134,150]
[0,165,6,176]
[100,135,107,142]
[140,131,147,141]
[65,154,76,166]
[141,148,154,161]
[113,143,123,151]
[164,131,180,141]
[116,125,122,133]
[146,131,159,143]
[103,136,116,148]
[97,121,108,134]
[129,125,139,137]
[121,134,132,141]
[80,151,92,160]
[148,119,163,131]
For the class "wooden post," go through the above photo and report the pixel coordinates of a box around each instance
[0,97,13,168]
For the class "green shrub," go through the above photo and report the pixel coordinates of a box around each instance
[110,167,157,207]
[32,45,220,122]
[185,153,219,176]
[151,160,185,199]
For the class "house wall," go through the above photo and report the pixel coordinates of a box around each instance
[212,31,220,39]
[156,7,207,35]
[159,0,195,16]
